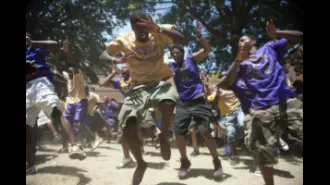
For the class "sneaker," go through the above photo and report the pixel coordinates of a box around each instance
[213,157,224,177]
[91,137,104,151]
[53,133,62,142]
[26,165,37,175]
[178,158,191,178]
[279,137,289,151]
[254,166,261,176]
[158,133,171,161]
[69,144,86,160]
[190,148,200,157]
[116,157,134,169]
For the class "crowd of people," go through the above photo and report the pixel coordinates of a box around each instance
[26,11,303,185]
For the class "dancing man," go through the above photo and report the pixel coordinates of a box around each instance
[168,21,223,178]
[217,20,303,185]
[100,11,185,185]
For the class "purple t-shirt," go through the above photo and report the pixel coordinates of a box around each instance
[169,54,205,101]
[110,78,130,99]
[237,38,293,110]
[231,78,253,114]
[26,45,53,82]
[105,99,119,119]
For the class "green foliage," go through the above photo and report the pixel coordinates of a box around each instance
[155,0,303,70]
[26,0,132,83]
[27,0,303,78]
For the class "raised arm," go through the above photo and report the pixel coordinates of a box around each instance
[98,65,119,88]
[136,13,185,44]
[31,40,58,52]
[192,20,211,63]
[100,50,135,65]
[217,43,251,88]
[266,20,303,49]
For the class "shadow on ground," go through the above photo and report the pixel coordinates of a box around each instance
[85,151,106,157]
[97,146,120,151]
[173,168,232,182]
[36,165,92,185]
[145,151,161,157]
[35,154,58,165]
[156,183,187,185]
[129,161,168,170]
[281,155,303,166]
[37,146,58,153]
[233,158,295,179]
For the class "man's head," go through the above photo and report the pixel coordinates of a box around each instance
[170,45,185,63]
[238,35,258,54]
[26,32,32,46]
[120,65,130,79]
[130,11,149,42]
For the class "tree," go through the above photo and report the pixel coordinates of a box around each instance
[26,0,134,83]
[154,0,303,68]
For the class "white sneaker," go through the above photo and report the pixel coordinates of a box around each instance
[116,157,133,169]
[91,138,104,151]
[279,137,289,151]
[254,167,261,176]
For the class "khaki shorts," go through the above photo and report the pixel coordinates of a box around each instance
[117,80,179,141]
[249,98,303,167]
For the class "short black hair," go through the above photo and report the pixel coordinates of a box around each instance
[130,11,147,25]
[244,34,259,47]
[169,45,185,56]
[26,32,33,39]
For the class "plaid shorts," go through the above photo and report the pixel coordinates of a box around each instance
[247,98,303,167]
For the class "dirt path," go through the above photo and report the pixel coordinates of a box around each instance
[26,141,303,185]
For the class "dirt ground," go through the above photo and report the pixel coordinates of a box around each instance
[26,138,303,185]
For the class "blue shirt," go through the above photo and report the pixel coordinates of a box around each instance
[26,45,53,82]
[169,54,205,101]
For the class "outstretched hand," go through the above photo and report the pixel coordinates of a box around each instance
[112,64,119,74]
[266,20,276,39]
[236,41,252,62]
[111,51,136,65]
[136,13,159,33]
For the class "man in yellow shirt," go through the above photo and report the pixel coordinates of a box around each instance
[99,11,185,185]
[62,65,88,160]
[207,72,244,163]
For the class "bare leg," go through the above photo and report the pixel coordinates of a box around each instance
[190,127,199,156]
[137,130,144,153]
[46,122,59,136]
[260,166,274,185]
[158,100,176,160]
[122,140,131,158]
[175,134,188,159]
[200,132,218,158]
[201,131,224,177]
[123,118,148,185]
